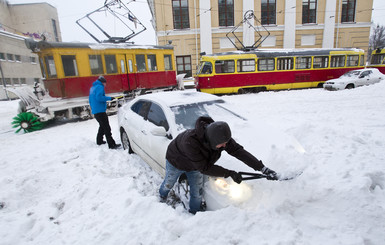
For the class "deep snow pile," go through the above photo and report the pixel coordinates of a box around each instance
[0,83,384,245]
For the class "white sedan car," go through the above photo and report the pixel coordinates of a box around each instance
[118,91,304,210]
[323,68,385,90]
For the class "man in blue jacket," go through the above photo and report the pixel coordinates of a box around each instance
[89,76,121,149]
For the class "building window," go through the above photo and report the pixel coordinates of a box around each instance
[176,55,192,77]
[301,35,316,46]
[0,53,5,60]
[7,53,14,61]
[172,0,190,29]
[302,0,317,24]
[341,0,356,23]
[30,56,37,64]
[261,35,276,47]
[261,0,276,25]
[20,78,26,85]
[13,78,19,85]
[52,19,59,42]
[218,0,234,27]
[5,78,11,86]
[15,55,21,62]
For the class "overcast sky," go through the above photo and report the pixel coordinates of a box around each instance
[7,0,385,44]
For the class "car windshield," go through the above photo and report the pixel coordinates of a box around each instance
[170,100,245,130]
[341,71,361,77]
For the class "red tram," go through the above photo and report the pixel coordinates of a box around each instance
[368,48,385,74]
[195,48,365,94]
[26,40,177,98]
[10,40,178,133]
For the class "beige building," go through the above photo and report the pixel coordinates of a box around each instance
[148,0,373,77]
[0,1,61,100]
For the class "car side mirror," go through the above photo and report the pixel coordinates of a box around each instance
[150,126,167,137]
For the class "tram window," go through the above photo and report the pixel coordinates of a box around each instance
[120,59,125,73]
[147,55,157,71]
[44,56,57,78]
[313,56,329,69]
[164,55,173,70]
[277,58,294,70]
[360,55,365,66]
[295,57,312,69]
[371,54,385,65]
[237,59,255,72]
[258,58,275,71]
[61,55,78,77]
[330,56,345,67]
[105,55,117,74]
[215,60,235,73]
[128,60,133,72]
[347,55,359,67]
[136,55,146,72]
[89,55,103,75]
[198,62,212,74]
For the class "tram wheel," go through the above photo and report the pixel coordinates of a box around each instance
[238,88,246,94]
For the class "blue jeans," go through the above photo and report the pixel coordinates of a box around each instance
[159,160,203,214]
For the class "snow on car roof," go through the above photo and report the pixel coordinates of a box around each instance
[136,91,224,107]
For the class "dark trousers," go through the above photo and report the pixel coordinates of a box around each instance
[94,112,116,147]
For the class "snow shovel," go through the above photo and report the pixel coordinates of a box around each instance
[239,171,302,181]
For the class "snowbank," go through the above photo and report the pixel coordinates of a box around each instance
[0,82,384,244]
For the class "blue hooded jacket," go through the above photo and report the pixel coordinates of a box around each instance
[89,79,112,114]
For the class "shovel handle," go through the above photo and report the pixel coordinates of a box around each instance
[239,171,267,181]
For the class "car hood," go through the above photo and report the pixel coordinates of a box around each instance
[204,117,307,210]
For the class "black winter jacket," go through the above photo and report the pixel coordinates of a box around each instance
[166,116,265,177]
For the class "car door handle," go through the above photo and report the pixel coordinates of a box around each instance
[141,130,147,135]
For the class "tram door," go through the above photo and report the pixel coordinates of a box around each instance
[125,54,137,91]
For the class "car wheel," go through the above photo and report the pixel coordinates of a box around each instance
[120,129,134,154]
[345,84,355,89]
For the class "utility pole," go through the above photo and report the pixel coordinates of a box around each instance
[0,61,10,100]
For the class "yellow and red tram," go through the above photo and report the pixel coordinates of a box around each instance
[195,48,365,95]
[26,40,177,98]
[368,48,385,74]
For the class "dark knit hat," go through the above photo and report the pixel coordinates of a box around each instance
[205,121,231,149]
[98,76,107,83]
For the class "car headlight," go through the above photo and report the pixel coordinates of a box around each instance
[212,178,252,202]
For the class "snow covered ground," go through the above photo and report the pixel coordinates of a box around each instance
[0,83,384,245]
